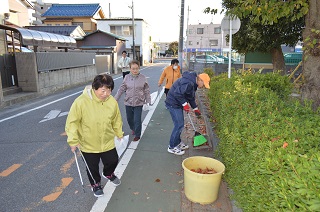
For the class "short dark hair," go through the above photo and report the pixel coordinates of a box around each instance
[92,74,114,91]
[171,59,179,65]
[129,59,140,68]
[122,50,127,54]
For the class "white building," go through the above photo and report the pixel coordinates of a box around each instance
[97,18,153,66]
[186,23,229,54]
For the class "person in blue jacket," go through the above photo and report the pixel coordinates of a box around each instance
[165,72,210,155]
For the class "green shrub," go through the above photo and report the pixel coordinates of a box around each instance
[203,67,215,78]
[208,71,320,211]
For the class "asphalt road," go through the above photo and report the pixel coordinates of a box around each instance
[0,61,169,212]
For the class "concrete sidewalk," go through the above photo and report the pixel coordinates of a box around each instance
[104,95,234,211]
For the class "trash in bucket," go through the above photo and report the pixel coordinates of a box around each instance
[182,156,225,204]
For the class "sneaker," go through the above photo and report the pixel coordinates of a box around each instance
[102,173,121,186]
[133,137,140,142]
[91,183,104,197]
[167,146,185,155]
[178,142,189,150]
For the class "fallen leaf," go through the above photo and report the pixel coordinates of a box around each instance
[60,132,67,136]
[133,192,139,195]
[282,142,288,148]
[178,180,183,184]
[155,178,160,182]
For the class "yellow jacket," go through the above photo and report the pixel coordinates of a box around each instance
[65,86,123,153]
[158,65,181,89]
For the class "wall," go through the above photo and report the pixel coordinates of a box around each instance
[15,53,97,95]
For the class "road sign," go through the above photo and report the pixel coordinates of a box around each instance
[221,15,241,35]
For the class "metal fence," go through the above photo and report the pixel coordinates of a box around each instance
[36,52,96,72]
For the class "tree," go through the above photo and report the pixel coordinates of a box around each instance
[205,0,308,73]
[206,1,320,109]
[168,41,178,56]
[300,1,320,109]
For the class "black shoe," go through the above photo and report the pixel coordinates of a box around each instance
[91,182,104,197]
[102,173,121,186]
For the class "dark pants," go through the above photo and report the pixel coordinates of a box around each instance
[125,105,143,137]
[122,71,130,79]
[164,88,170,96]
[81,148,118,185]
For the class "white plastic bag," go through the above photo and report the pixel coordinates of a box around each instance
[115,135,129,158]
[143,92,158,111]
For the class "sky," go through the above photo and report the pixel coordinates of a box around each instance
[41,0,224,42]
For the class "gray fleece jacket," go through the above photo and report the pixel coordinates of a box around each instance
[114,73,151,106]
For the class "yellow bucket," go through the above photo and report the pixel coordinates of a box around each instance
[182,156,225,204]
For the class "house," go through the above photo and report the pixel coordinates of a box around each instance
[6,0,33,27]
[97,18,153,66]
[76,29,127,74]
[24,25,86,38]
[1,0,32,102]
[41,4,106,34]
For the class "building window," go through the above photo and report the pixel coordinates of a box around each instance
[64,24,68,26]
[55,24,60,26]
[214,27,221,34]
[188,41,192,45]
[47,24,52,26]
[197,41,199,45]
[209,40,218,46]
[197,28,204,34]
[123,26,131,35]
[110,25,133,36]
[72,22,83,28]
[188,29,193,34]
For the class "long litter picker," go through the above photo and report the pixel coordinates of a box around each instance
[74,151,85,193]
[187,112,207,147]
[74,147,97,192]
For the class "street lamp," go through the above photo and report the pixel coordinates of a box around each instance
[129,0,136,60]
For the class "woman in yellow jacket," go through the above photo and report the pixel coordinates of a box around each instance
[65,74,123,198]
[158,59,181,96]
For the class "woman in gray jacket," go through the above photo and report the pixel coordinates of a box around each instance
[114,60,151,141]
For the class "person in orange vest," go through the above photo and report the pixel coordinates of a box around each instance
[158,59,181,96]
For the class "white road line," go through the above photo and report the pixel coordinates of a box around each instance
[0,75,127,124]
[90,88,164,212]
[39,110,61,123]
[0,91,82,123]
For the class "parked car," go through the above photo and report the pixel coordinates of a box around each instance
[284,53,302,64]
[190,55,224,64]
[215,55,235,63]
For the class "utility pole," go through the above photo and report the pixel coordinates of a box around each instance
[186,6,190,68]
[178,0,185,73]
[130,0,136,60]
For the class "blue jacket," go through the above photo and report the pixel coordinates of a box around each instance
[165,71,198,109]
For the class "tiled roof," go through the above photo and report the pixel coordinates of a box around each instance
[24,25,81,36]
[42,4,101,17]
[82,30,127,41]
